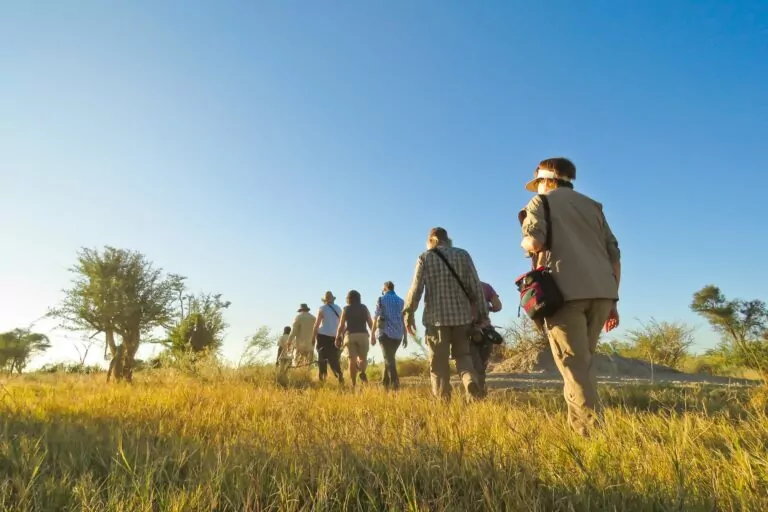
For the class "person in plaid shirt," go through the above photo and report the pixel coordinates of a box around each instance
[404,227,488,402]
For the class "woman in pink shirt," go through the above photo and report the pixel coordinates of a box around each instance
[470,282,502,397]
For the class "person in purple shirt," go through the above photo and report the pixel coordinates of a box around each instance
[470,281,503,397]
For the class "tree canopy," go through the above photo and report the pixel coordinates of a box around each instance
[50,246,185,382]
[691,285,768,377]
[0,328,51,374]
[165,293,231,355]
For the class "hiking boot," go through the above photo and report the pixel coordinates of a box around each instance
[467,382,482,402]
[359,373,368,384]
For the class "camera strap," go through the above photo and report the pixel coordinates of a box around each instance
[430,249,475,305]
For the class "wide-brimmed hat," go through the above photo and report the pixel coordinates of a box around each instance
[297,303,310,312]
[321,291,335,303]
[525,168,572,192]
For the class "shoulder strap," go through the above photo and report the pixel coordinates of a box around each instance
[326,304,339,318]
[430,249,474,303]
[539,194,553,251]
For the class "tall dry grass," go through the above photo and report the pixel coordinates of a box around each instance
[0,368,766,511]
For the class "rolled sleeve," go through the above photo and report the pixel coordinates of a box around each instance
[521,195,547,247]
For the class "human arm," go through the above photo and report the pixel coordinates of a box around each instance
[402,315,408,348]
[371,317,378,344]
[601,207,621,331]
[334,309,347,347]
[520,195,547,253]
[489,294,502,313]
[602,211,621,292]
[403,255,425,335]
[365,307,375,346]
[371,298,381,343]
[312,309,324,346]
[464,252,489,322]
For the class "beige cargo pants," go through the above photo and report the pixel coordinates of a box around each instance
[293,344,315,367]
[425,324,479,401]
[545,299,614,436]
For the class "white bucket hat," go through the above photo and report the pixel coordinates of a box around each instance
[525,168,572,192]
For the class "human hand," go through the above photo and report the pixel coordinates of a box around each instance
[604,305,620,332]
[405,314,417,336]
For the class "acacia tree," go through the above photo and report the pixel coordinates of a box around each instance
[165,292,231,355]
[240,326,276,366]
[626,318,693,371]
[50,246,184,382]
[691,285,768,378]
[0,329,51,374]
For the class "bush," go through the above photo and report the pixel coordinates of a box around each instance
[397,356,429,377]
[625,319,694,370]
[37,362,103,375]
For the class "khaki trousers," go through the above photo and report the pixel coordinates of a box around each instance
[293,347,314,367]
[545,299,614,435]
[425,324,478,400]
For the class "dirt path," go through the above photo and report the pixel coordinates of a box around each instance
[403,371,758,390]
[486,371,758,390]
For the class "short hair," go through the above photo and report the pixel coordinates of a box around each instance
[537,157,576,180]
[383,281,395,291]
[283,326,291,335]
[346,289,362,305]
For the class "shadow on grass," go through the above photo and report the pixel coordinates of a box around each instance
[487,381,760,419]
[0,403,742,511]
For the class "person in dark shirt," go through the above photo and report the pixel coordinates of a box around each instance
[335,290,374,389]
[470,282,502,397]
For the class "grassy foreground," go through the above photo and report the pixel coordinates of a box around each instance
[1,369,767,511]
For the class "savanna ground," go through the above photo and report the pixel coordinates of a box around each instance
[1,361,767,511]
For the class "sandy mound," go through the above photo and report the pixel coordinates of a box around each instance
[491,350,682,378]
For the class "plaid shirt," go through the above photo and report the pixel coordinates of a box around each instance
[375,291,405,340]
[404,245,488,327]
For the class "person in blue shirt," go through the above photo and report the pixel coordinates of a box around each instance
[371,281,408,390]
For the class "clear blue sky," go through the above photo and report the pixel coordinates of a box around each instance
[1,1,766,367]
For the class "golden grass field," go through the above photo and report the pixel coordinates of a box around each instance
[1,365,767,511]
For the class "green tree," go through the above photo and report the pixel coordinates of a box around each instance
[625,318,694,370]
[50,246,184,382]
[690,285,768,378]
[165,293,231,355]
[0,329,51,374]
[240,326,276,366]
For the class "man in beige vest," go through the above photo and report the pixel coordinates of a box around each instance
[289,303,316,367]
[520,157,621,436]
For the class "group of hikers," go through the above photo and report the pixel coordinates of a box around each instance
[277,157,621,437]
[277,281,503,394]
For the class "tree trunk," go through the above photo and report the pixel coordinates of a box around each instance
[123,334,140,382]
[107,344,125,382]
[107,332,140,383]
[104,329,118,360]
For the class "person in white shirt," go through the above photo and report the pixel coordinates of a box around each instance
[312,291,344,383]
[276,326,292,374]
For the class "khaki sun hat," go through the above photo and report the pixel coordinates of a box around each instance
[321,291,335,303]
[525,167,572,193]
